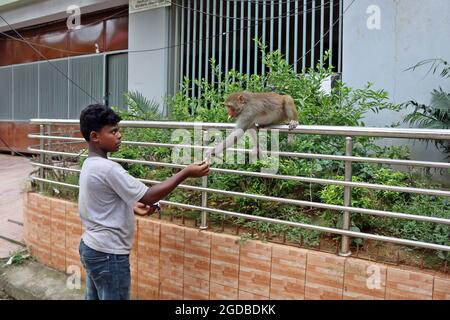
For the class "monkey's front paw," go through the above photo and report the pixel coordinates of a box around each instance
[288,120,299,130]
[204,149,213,159]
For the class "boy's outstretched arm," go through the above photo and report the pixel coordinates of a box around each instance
[138,160,210,206]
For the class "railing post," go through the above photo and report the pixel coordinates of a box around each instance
[200,130,208,229]
[39,124,44,193]
[47,124,52,152]
[339,136,353,256]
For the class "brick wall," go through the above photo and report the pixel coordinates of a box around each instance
[23,192,450,300]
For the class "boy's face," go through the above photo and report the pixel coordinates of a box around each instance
[90,124,122,152]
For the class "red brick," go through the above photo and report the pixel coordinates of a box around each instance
[433,277,450,300]
[130,219,139,299]
[305,251,345,300]
[34,244,51,265]
[210,283,238,300]
[343,258,386,300]
[50,198,66,271]
[210,233,240,288]
[183,276,210,300]
[270,244,307,300]
[238,291,268,300]
[184,228,211,281]
[36,194,51,213]
[35,207,51,266]
[159,223,184,300]
[50,253,66,272]
[239,240,272,297]
[65,205,82,242]
[27,193,40,208]
[137,218,161,299]
[138,276,159,299]
[160,277,183,300]
[385,267,433,300]
[137,219,160,269]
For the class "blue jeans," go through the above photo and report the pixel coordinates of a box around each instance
[79,239,131,300]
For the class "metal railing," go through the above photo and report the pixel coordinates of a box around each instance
[28,119,450,255]
[174,0,343,97]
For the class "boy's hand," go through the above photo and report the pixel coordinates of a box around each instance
[184,159,210,178]
[133,202,156,216]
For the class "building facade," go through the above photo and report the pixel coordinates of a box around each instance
[0,0,448,161]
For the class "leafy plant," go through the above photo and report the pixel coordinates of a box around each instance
[389,195,450,262]
[5,249,30,266]
[405,58,450,79]
[120,90,162,120]
[403,59,450,155]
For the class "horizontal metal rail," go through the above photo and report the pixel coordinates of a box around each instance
[29,130,81,136]
[28,141,85,149]
[28,148,450,197]
[28,134,450,169]
[30,162,450,225]
[32,176,80,190]
[30,119,450,139]
[29,119,450,255]
[29,176,450,252]
[32,163,81,173]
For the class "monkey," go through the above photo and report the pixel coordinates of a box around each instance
[206,91,299,160]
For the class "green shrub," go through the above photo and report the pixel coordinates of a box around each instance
[389,195,450,262]
[319,167,409,230]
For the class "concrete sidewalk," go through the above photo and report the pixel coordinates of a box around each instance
[0,258,84,300]
[0,154,33,259]
[0,154,83,300]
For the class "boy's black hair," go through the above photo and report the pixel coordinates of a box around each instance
[80,104,122,141]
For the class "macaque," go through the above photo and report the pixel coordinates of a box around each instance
[206,91,299,159]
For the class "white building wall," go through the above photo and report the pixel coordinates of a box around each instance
[128,6,170,114]
[342,0,450,162]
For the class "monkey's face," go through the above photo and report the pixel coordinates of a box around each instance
[226,104,237,119]
[224,93,245,119]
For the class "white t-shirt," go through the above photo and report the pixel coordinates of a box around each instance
[78,156,148,254]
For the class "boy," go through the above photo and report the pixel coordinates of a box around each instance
[78,104,209,300]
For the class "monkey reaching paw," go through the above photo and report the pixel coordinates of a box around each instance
[287,119,299,144]
[288,119,299,130]
[208,91,299,160]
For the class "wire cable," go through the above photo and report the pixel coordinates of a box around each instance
[169,0,333,22]
[0,7,129,54]
[0,0,335,57]
[127,0,339,55]
[0,135,32,158]
[0,31,90,54]
[0,1,338,61]
[295,0,356,65]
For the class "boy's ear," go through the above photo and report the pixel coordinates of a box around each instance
[90,131,100,142]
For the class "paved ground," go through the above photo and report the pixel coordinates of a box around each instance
[0,288,14,300]
[0,154,83,299]
[0,154,33,258]
[0,259,83,300]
